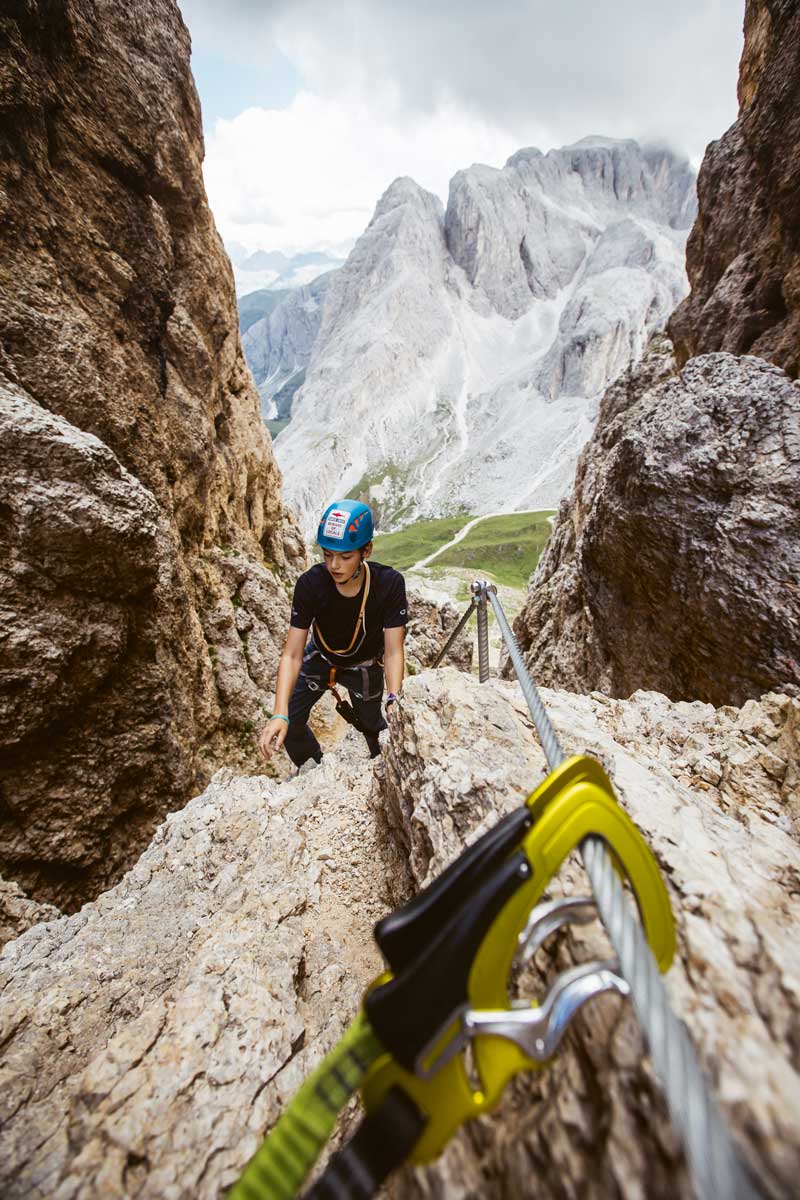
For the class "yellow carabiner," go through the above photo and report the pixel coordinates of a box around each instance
[360,755,676,1165]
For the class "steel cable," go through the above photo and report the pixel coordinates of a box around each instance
[484,584,758,1200]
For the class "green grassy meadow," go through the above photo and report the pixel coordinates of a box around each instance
[372,515,469,569]
[373,510,556,588]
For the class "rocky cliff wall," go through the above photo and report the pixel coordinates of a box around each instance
[0,1,304,909]
[1,671,797,1197]
[669,0,800,377]
[508,345,800,705]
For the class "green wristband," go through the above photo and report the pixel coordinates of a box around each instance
[271,714,290,724]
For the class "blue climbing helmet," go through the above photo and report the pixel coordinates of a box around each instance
[316,500,374,551]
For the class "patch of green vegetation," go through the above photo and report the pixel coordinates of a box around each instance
[265,418,290,440]
[372,514,470,570]
[347,463,404,501]
[345,463,410,527]
[432,511,556,589]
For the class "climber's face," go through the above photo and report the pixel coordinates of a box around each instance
[323,543,372,582]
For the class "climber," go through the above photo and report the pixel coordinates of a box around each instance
[258,500,408,770]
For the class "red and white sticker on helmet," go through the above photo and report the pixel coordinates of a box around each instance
[323,508,348,540]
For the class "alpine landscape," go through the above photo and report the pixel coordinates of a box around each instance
[0,2,798,1199]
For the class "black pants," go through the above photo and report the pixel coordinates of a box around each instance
[284,647,387,767]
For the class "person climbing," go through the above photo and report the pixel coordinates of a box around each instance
[258,499,408,771]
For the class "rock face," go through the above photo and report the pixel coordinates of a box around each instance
[669,0,800,378]
[0,1,304,908]
[1,670,797,1198]
[276,141,695,533]
[510,345,800,706]
[0,877,60,951]
[0,743,386,1199]
[241,271,334,419]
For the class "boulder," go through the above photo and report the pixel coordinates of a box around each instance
[508,346,800,706]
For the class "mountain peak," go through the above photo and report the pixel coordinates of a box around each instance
[373,175,444,221]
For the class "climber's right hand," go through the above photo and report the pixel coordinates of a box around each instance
[259,716,289,759]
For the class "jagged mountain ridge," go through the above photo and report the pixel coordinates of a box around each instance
[275,137,696,534]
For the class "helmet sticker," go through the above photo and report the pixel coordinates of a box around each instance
[323,508,348,540]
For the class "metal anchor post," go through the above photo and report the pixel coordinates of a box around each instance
[471,580,492,682]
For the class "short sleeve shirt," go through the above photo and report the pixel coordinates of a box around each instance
[290,561,408,666]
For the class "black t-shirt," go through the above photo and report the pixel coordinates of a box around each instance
[290,561,408,666]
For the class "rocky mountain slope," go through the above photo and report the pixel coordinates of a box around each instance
[241,271,334,419]
[1,670,797,1198]
[0,0,304,910]
[669,0,800,378]
[276,140,696,534]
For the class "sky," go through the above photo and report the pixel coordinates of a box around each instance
[179,0,746,259]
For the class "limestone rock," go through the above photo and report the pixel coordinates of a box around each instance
[377,671,800,1199]
[0,877,60,951]
[669,0,800,378]
[509,347,800,706]
[0,0,304,908]
[447,140,695,322]
[0,383,202,906]
[0,743,387,1199]
[0,671,797,1197]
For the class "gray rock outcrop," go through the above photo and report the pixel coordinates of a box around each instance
[380,672,799,1200]
[508,346,800,706]
[669,0,800,378]
[0,0,304,908]
[447,140,695,322]
[1,670,797,1198]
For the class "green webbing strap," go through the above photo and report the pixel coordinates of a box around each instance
[229,1011,384,1200]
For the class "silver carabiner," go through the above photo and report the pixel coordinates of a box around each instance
[462,958,629,1063]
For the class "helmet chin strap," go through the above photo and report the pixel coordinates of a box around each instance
[347,560,364,583]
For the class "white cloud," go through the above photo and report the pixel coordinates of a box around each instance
[203,89,524,254]
[187,0,745,253]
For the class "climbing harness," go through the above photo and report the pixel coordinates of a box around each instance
[325,666,370,735]
[312,561,371,660]
[231,581,757,1200]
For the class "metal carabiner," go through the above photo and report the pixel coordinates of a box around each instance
[462,958,629,1063]
[360,755,676,1166]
